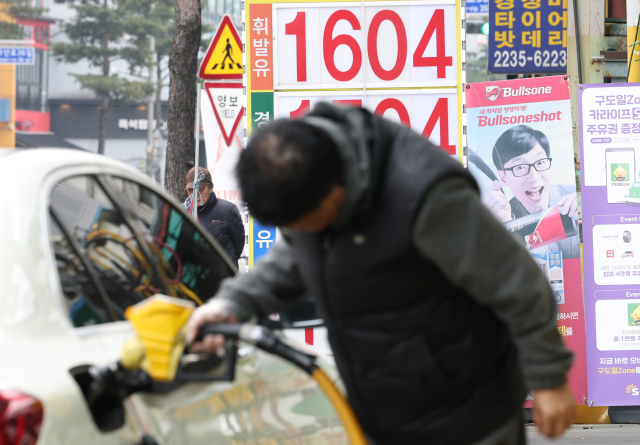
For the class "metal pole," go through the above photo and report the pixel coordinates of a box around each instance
[146,36,155,177]
[572,0,583,84]
[627,14,640,82]
[192,82,202,218]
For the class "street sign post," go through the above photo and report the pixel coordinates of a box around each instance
[0,47,35,65]
[199,15,243,80]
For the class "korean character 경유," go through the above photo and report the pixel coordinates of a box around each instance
[495,31,516,48]
[252,17,269,35]
[496,11,516,27]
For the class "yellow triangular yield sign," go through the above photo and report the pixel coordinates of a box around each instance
[199,15,243,80]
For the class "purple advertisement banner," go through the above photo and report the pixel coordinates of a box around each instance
[580,83,640,405]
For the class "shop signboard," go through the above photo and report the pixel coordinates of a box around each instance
[579,83,640,405]
[467,0,489,14]
[244,0,467,265]
[488,0,567,74]
[0,47,34,65]
[466,75,587,404]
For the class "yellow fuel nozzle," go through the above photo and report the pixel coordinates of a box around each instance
[124,295,195,382]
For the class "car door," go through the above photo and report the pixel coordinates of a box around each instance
[46,170,350,445]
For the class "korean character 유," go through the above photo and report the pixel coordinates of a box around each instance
[252,17,268,35]
[495,31,515,48]
[495,0,514,9]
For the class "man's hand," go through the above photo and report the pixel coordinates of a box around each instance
[557,192,579,218]
[532,384,576,438]
[482,181,513,223]
[186,300,238,355]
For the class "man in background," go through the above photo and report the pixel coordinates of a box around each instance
[185,167,245,267]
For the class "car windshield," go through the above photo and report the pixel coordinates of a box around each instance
[48,174,235,327]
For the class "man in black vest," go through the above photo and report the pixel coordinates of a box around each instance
[184,167,245,267]
[187,103,575,444]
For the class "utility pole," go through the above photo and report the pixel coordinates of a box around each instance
[146,35,156,178]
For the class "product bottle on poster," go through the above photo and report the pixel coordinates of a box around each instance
[605,147,635,204]
[505,206,578,250]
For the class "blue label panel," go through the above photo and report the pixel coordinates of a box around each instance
[467,0,489,14]
[253,220,276,264]
[488,0,567,74]
[0,47,35,65]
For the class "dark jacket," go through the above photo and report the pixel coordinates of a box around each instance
[195,193,245,266]
[213,103,572,444]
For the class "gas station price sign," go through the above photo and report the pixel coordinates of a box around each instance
[488,0,567,74]
[243,0,466,265]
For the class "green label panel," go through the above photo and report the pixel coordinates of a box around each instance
[250,92,274,133]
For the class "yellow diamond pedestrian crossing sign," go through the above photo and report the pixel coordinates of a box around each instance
[199,15,243,80]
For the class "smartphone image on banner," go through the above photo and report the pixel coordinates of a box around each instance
[606,148,635,203]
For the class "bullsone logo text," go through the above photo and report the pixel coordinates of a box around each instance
[502,86,553,98]
[626,384,639,395]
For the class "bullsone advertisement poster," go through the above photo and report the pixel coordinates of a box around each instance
[466,75,587,405]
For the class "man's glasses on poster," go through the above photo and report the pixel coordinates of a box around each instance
[503,158,552,177]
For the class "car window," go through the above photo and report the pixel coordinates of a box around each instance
[48,174,235,327]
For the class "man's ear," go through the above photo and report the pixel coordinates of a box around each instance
[497,170,508,185]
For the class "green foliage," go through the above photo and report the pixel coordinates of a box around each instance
[72,73,153,104]
[0,0,46,40]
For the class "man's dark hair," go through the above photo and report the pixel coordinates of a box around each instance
[492,125,550,170]
[237,119,344,225]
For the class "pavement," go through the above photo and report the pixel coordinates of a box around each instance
[527,424,640,444]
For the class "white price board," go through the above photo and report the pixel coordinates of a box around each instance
[275,89,458,154]
[273,1,458,89]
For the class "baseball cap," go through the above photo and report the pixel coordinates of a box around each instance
[185,167,212,191]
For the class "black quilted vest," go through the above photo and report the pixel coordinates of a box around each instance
[291,110,526,444]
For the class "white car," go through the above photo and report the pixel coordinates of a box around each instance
[0,149,345,445]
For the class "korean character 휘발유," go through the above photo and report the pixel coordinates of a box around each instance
[522,30,540,48]
[522,0,541,8]
[621,109,631,119]
[606,95,616,106]
[522,11,541,27]
[597,124,608,134]
[218,95,227,107]
[496,11,516,27]
[622,123,631,134]
[632,123,640,133]
[618,95,627,105]
[595,96,605,106]
[253,38,270,57]
[586,124,597,134]
[548,10,567,27]
[495,31,516,48]
[252,17,269,35]
[229,96,238,107]
[495,0,515,9]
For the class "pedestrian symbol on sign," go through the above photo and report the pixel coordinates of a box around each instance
[199,15,244,80]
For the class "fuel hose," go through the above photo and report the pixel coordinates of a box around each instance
[198,324,368,445]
